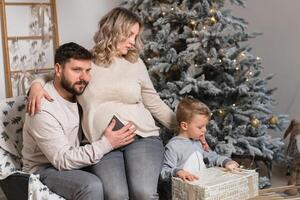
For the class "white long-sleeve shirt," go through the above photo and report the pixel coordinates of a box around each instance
[22,81,113,173]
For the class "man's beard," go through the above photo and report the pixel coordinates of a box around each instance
[61,75,88,96]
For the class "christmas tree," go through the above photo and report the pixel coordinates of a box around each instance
[122,0,289,187]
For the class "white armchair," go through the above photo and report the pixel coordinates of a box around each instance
[0,96,63,200]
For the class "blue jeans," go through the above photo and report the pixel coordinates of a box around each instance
[85,136,164,200]
[36,166,104,200]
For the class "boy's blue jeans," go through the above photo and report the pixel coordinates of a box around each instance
[86,135,164,200]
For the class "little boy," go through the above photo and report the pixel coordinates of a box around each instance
[160,97,239,182]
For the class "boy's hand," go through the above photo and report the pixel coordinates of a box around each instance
[199,135,209,152]
[176,170,198,182]
[225,160,239,171]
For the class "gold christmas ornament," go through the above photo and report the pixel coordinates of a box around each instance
[269,115,279,125]
[251,118,260,128]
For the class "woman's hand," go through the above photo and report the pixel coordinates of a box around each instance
[225,160,239,171]
[27,83,53,116]
[176,170,198,182]
[104,119,136,149]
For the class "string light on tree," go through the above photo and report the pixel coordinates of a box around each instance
[209,8,217,14]
[246,71,253,82]
[210,16,217,24]
[189,20,197,29]
[192,30,198,36]
[147,16,154,22]
[218,108,226,118]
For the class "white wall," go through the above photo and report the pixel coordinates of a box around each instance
[227,0,300,118]
[0,0,299,118]
[0,0,120,99]
[55,0,121,49]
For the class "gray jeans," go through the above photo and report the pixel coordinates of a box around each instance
[85,136,164,200]
[36,166,104,200]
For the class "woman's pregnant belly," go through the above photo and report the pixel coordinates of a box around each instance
[84,101,160,142]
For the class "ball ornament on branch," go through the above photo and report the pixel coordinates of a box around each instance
[250,117,260,128]
[268,115,279,125]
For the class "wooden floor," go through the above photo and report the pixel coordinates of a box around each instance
[1,183,300,200]
[250,193,300,200]
[249,185,300,200]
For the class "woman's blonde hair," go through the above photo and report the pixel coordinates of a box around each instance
[92,7,144,66]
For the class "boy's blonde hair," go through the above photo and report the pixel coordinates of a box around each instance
[92,7,144,66]
[176,97,211,126]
